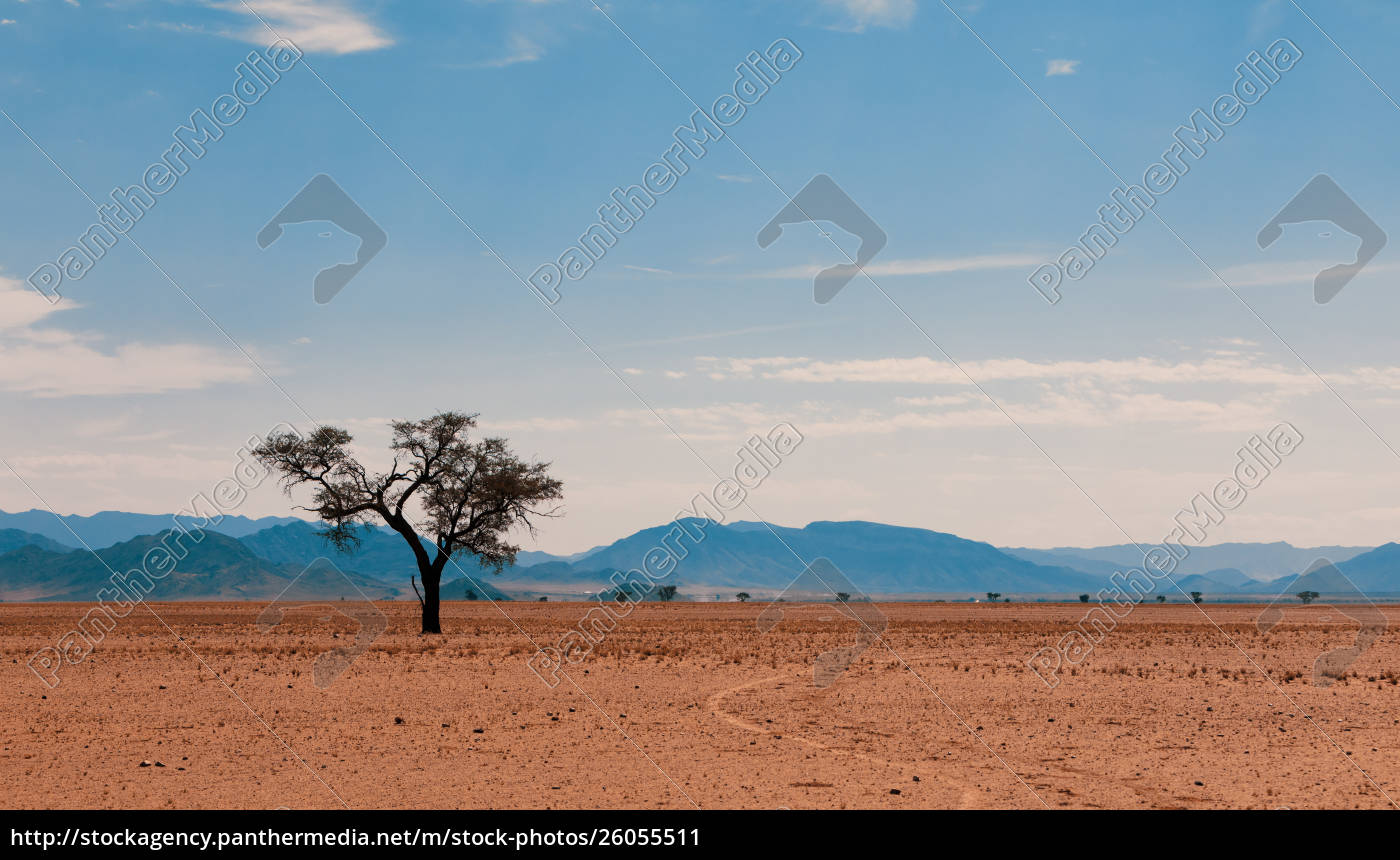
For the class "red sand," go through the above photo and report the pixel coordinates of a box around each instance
[3,601,1398,808]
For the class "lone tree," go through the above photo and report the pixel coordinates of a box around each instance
[1156,595,1166,603]
[1078,594,1090,604]
[1190,591,1203,604]
[254,412,563,634]
[656,585,679,602]
[1297,590,1320,605]
[735,592,751,603]
[986,592,1001,603]
[835,591,851,603]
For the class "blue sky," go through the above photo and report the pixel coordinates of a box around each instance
[5,0,1400,553]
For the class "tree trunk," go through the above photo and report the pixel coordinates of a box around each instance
[421,569,442,634]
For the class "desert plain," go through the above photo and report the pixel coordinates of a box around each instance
[3,600,1399,809]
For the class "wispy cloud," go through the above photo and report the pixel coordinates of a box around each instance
[715,174,753,183]
[0,274,65,332]
[212,0,393,55]
[509,387,1294,440]
[821,0,916,32]
[1046,58,1081,76]
[1194,260,1400,289]
[472,33,543,68]
[0,275,257,397]
[747,252,1043,280]
[694,353,1400,394]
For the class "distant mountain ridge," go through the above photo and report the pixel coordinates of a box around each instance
[496,519,1105,595]
[238,521,511,601]
[1003,541,1370,582]
[0,528,71,556]
[0,509,303,551]
[0,512,1396,600]
[0,530,400,602]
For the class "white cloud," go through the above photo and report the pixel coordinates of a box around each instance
[472,33,543,68]
[748,252,1042,280]
[822,0,916,32]
[622,264,674,275]
[1046,58,1081,76]
[697,354,1340,391]
[894,393,977,407]
[0,275,66,331]
[1196,260,1400,289]
[0,275,257,397]
[213,0,393,55]
[0,337,258,398]
[581,384,1295,439]
[6,450,239,482]
[716,174,753,184]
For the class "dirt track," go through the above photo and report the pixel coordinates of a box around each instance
[3,601,1398,809]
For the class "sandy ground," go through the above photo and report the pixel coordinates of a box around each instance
[3,600,1399,809]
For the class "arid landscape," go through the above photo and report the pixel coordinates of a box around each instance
[5,601,1398,809]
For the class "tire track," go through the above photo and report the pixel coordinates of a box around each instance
[706,672,984,807]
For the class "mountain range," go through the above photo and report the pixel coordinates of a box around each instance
[0,508,1397,601]
[495,519,1105,594]
[1003,542,1370,582]
[0,531,399,602]
[0,509,301,550]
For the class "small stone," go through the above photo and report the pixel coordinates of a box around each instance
[889,789,901,795]
[394,717,405,725]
